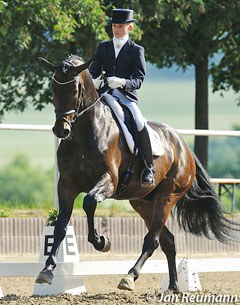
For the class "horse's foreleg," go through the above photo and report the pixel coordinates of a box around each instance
[35,178,75,284]
[83,173,114,252]
[35,210,72,284]
[159,226,178,291]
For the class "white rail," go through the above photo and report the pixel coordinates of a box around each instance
[176,129,240,137]
[1,258,240,277]
[0,123,52,131]
[1,124,240,136]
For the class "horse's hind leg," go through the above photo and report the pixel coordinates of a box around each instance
[118,195,178,291]
[159,226,178,291]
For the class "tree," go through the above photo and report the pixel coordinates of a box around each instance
[0,0,108,119]
[138,0,240,168]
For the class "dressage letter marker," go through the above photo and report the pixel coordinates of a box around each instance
[65,235,76,256]
[44,235,54,256]
[160,258,201,292]
[44,234,76,256]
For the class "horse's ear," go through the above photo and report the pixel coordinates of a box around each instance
[74,59,93,75]
[39,57,57,72]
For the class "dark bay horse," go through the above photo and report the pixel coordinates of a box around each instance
[36,55,239,291]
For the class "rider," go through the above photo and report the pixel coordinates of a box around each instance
[90,8,155,187]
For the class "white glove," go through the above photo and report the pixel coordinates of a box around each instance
[92,75,104,90]
[107,76,126,89]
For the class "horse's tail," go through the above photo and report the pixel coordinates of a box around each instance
[176,153,240,243]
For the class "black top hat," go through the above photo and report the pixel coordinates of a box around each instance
[109,9,136,24]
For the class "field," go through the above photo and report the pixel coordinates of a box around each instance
[1,80,239,169]
[140,80,239,130]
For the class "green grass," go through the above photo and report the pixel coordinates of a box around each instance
[1,196,238,218]
[0,199,138,218]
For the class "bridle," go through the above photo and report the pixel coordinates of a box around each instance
[52,72,104,126]
[52,74,83,124]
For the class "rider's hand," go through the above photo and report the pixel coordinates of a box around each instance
[107,76,126,89]
[92,75,104,90]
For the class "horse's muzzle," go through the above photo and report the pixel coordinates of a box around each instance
[52,118,71,139]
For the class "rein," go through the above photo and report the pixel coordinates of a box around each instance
[72,94,106,122]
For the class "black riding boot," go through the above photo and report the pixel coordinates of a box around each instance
[138,126,155,187]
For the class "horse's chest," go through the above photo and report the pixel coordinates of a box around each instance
[78,154,92,172]
[78,152,106,177]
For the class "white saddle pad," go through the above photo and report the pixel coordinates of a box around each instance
[104,97,164,156]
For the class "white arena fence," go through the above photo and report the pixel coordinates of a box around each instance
[0,217,240,255]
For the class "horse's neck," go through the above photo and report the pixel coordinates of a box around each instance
[80,73,109,128]
[75,72,116,144]
[89,99,111,132]
[74,96,114,150]
[80,70,99,111]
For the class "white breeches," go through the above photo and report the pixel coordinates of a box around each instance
[112,89,146,131]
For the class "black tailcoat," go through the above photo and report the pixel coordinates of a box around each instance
[89,39,146,103]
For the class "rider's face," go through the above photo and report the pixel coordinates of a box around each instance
[112,23,133,38]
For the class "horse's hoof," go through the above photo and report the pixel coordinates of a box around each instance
[168,285,180,293]
[35,269,53,285]
[118,274,135,291]
[99,235,111,252]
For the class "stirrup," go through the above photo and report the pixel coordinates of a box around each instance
[141,167,155,187]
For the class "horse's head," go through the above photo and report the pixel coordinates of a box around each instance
[39,55,92,139]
